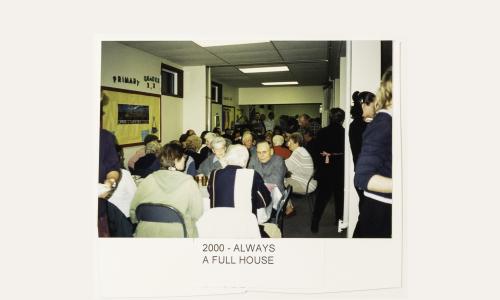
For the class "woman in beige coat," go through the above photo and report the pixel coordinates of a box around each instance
[130,142,203,237]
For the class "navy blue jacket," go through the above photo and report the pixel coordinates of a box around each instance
[208,165,271,216]
[354,111,392,200]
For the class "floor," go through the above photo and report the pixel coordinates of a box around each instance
[281,192,347,238]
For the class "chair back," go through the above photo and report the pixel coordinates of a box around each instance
[275,185,293,231]
[136,203,187,237]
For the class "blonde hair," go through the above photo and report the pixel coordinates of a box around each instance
[375,67,392,111]
[145,141,161,155]
[185,135,202,151]
[272,135,284,146]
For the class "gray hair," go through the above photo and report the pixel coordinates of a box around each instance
[211,136,227,150]
[221,144,249,168]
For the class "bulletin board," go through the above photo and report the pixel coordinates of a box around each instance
[101,86,161,147]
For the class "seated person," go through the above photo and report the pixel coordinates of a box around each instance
[184,134,203,169]
[169,140,196,177]
[207,144,272,224]
[222,128,232,140]
[285,132,317,194]
[197,137,226,177]
[199,132,217,163]
[129,142,203,237]
[241,131,257,159]
[127,134,159,172]
[248,140,287,193]
[131,140,161,178]
[272,134,292,159]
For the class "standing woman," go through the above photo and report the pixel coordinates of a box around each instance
[349,91,376,209]
[353,67,393,238]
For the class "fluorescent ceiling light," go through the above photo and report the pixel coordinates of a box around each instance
[261,81,299,86]
[239,66,289,73]
[195,41,268,47]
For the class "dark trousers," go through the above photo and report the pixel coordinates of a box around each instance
[353,196,392,238]
[312,167,344,228]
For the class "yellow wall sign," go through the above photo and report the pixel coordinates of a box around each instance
[101,87,161,147]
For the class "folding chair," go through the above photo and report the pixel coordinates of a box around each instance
[274,185,293,235]
[135,203,188,237]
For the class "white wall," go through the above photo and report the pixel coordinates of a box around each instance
[222,83,239,107]
[346,41,382,237]
[238,86,323,105]
[101,41,185,164]
[183,66,207,135]
[339,57,347,111]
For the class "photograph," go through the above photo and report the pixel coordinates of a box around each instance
[98,40,397,240]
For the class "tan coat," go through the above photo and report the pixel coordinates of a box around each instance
[130,170,203,237]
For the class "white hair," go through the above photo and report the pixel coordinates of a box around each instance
[221,144,249,168]
[272,135,284,146]
[204,132,217,145]
[211,136,227,150]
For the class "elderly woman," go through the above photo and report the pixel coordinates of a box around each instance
[184,134,203,170]
[207,144,272,224]
[131,140,161,178]
[285,132,317,194]
[197,136,226,177]
[129,142,203,237]
[199,132,217,163]
[272,134,291,160]
[241,131,256,159]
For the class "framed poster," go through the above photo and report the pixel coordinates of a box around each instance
[222,105,235,130]
[101,86,161,147]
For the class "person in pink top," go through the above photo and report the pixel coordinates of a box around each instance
[127,134,159,172]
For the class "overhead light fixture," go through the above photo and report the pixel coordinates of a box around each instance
[194,41,268,47]
[261,81,299,86]
[239,66,289,73]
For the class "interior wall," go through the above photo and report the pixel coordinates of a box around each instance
[239,86,323,105]
[101,41,184,165]
[346,41,382,237]
[339,57,347,111]
[334,79,340,108]
[183,66,207,135]
[210,82,239,131]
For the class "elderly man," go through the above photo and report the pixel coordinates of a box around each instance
[207,144,272,224]
[197,136,226,176]
[248,140,287,193]
[298,114,321,137]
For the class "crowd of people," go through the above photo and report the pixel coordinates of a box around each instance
[98,67,393,238]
